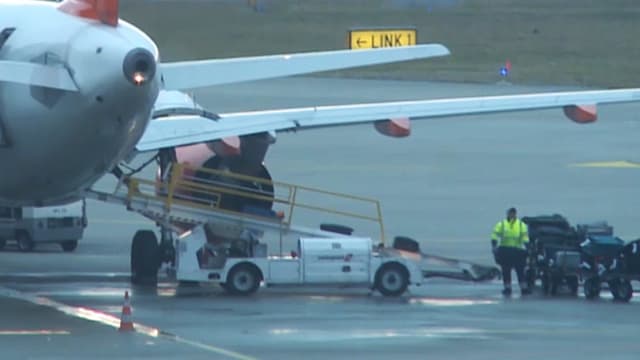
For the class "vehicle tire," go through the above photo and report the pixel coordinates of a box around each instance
[16,232,34,252]
[0,238,6,251]
[60,240,78,252]
[567,276,579,296]
[375,263,409,297]
[583,277,601,300]
[610,279,633,302]
[131,230,161,286]
[225,264,261,296]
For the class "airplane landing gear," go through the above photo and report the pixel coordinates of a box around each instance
[129,149,176,286]
[130,230,161,286]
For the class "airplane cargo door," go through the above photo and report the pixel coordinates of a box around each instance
[301,237,371,284]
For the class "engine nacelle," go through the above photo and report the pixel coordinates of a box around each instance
[563,104,597,124]
[153,90,277,213]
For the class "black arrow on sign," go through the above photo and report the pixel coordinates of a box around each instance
[356,37,368,47]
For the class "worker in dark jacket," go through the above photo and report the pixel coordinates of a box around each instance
[491,207,531,296]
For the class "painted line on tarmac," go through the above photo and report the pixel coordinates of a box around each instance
[0,272,129,278]
[0,286,257,360]
[0,330,70,336]
[569,160,640,168]
[0,272,131,283]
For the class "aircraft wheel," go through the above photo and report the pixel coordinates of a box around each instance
[16,232,34,252]
[60,240,78,252]
[375,263,409,297]
[131,230,160,286]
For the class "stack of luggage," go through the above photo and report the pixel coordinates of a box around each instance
[521,215,639,302]
[521,214,582,295]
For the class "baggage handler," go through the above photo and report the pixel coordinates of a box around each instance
[491,207,531,296]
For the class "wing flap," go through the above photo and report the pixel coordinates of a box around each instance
[0,61,78,91]
[137,87,640,152]
[159,44,449,90]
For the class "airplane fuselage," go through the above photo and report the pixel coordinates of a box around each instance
[0,1,160,205]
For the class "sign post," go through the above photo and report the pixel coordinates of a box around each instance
[348,28,417,50]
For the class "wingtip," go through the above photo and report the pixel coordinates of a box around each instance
[428,43,451,56]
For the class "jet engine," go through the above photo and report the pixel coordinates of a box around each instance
[563,104,597,124]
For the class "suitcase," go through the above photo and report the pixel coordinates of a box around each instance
[576,221,613,239]
[581,235,624,258]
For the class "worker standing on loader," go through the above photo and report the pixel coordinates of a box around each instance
[491,207,531,296]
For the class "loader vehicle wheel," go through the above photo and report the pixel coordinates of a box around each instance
[131,230,160,286]
[610,279,633,302]
[375,263,409,297]
[226,264,261,296]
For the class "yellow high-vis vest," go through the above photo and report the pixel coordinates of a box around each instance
[491,219,529,248]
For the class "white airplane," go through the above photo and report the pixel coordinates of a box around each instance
[1,0,639,209]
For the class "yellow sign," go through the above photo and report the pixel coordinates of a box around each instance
[348,28,417,49]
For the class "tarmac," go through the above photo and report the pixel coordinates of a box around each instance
[1,77,640,359]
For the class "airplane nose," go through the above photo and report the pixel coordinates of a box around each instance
[122,48,156,86]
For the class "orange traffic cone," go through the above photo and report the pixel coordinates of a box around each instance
[118,291,134,332]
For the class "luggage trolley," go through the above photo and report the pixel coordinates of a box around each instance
[580,234,640,302]
[522,215,582,296]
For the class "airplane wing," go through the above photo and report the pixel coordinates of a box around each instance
[0,61,78,91]
[136,87,640,152]
[159,44,449,90]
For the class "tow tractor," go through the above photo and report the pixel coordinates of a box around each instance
[86,163,499,296]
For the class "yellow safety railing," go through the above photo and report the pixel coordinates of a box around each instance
[125,163,386,244]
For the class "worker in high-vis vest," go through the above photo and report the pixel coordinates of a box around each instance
[491,207,531,296]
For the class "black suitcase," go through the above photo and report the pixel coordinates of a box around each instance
[576,221,613,239]
[522,214,573,232]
